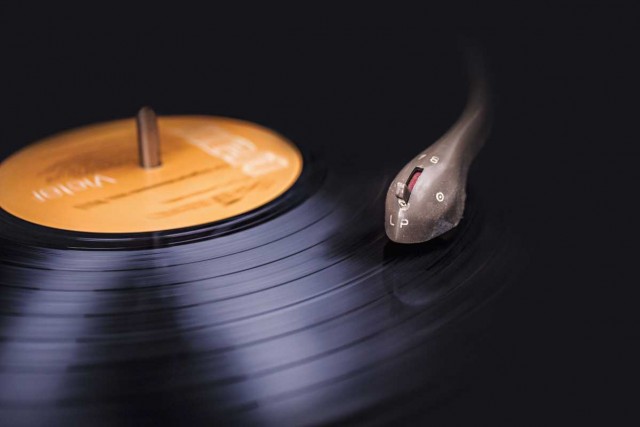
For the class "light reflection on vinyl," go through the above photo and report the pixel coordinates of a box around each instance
[0,157,519,425]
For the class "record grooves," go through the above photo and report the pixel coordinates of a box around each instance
[0,150,518,425]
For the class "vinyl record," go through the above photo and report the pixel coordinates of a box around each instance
[0,147,518,425]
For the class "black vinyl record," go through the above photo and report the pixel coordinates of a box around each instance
[0,152,519,426]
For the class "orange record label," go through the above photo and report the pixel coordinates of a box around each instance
[0,116,303,233]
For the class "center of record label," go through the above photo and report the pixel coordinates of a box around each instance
[0,116,303,233]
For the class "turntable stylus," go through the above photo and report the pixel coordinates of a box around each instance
[385,54,491,244]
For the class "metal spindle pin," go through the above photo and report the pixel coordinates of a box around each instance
[136,106,162,168]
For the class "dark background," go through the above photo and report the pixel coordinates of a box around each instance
[0,3,637,425]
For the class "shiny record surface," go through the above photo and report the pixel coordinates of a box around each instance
[0,156,519,425]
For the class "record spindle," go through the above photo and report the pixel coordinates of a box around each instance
[136,106,162,169]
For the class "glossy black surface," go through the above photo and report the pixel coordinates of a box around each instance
[0,162,519,425]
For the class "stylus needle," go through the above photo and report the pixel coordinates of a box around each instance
[385,54,491,244]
